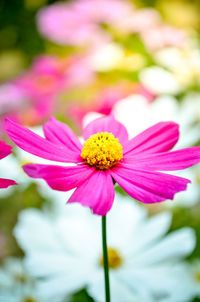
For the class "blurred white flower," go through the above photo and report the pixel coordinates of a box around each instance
[156,46,200,87]
[15,126,73,167]
[79,92,200,209]
[0,125,73,199]
[0,126,54,198]
[0,257,46,302]
[112,93,200,208]
[163,261,200,302]
[180,93,200,126]
[164,165,200,208]
[33,180,71,216]
[90,42,146,72]
[90,43,124,71]
[14,195,195,302]
[15,126,52,165]
[0,127,60,199]
[113,93,200,148]
[139,66,182,95]
[0,154,28,198]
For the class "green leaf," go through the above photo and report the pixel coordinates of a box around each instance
[68,288,95,302]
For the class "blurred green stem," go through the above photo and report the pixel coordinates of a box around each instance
[102,215,110,302]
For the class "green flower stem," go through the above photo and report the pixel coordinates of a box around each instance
[102,215,110,302]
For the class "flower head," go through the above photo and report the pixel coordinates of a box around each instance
[5,114,200,215]
[0,140,17,189]
[37,0,134,47]
[0,257,46,302]
[14,196,196,302]
[13,56,65,126]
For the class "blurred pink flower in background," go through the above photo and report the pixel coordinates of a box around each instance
[141,25,187,50]
[14,55,66,125]
[73,0,133,25]
[20,54,95,92]
[0,83,27,136]
[0,141,17,188]
[37,0,134,47]
[0,55,95,128]
[116,8,161,33]
[37,2,110,47]
[68,83,155,131]
[68,84,132,130]
[37,0,187,52]
[0,83,26,115]
[65,55,95,87]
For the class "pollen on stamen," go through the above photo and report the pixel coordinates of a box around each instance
[81,132,123,170]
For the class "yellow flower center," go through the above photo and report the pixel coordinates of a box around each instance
[81,132,123,170]
[196,172,200,184]
[100,247,123,269]
[195,272,200,282]
[14,273,26,283]
[23,298,37,302]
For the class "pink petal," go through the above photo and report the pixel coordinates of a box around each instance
[123,122,179,155]
[83,114,128,144]
[0,141,12,160]
[43,116,83,152]
[68,170,115,215]
[0,178,17,189]
[124,147,200,171]
[23,164,94,191]
[111,165,190,204]
[5,119,81,163]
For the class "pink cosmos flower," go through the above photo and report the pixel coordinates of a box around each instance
[5,115,200,215]
[0,141,17,188]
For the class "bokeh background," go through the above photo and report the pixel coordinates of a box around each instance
[0,0,200,301]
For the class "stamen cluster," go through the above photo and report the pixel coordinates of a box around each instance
[81,132,123,170]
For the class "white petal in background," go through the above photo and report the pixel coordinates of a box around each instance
[14,194,197,302]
